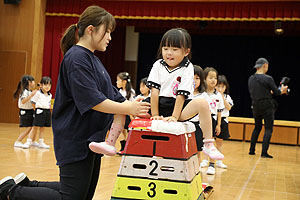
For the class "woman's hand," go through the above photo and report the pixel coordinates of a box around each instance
[128,99,151,116]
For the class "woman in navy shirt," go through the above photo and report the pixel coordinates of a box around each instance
[0,6,150,200]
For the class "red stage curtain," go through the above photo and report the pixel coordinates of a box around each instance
[43,0,300,95]
[45,1,300,21]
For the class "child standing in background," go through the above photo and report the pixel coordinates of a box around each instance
[23,77,53,149]
[216,75,233,168]
[13,75,38,148]
[146,28,223,160]
[116,72,136,151]
[136,77,150,99]
[200,67,225,175]
[189,65,211,165]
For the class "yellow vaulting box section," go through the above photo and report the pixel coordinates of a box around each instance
[111,173,203,200]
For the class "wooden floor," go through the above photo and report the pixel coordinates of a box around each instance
[1,123,300,200]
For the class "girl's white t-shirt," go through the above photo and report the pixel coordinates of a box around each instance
[221,94,234,121]
[147,58,194,99]
[205,90,225,120]
[31,90,52,109]
[18,89,33,109]
[119,88,136,102]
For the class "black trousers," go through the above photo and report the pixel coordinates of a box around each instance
[250,99,275,155]
[10,151,102,200]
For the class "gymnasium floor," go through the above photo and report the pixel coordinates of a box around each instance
[0,123,300,200]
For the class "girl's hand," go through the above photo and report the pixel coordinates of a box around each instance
[163,116,177,122]
[215,125,221,136]
[31,89,38,96]
[151,115,164,120]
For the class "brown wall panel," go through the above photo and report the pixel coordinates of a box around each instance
[0,51,26,123]
[228,123,244,140]
[245,124,298,145]
[0,0,46,123]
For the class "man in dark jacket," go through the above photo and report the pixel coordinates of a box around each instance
[248,58,288,158]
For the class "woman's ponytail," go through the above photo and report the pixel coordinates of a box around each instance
[60,24,78,55]
[60,6,116,56]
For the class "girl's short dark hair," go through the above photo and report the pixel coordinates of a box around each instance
[194,65,206,93]
[218,75,230,94]
[40,76,52,85]
[140,77,148,85]
[157,28,192,60]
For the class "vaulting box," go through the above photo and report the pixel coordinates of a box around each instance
[118,154,199,182]
[111,173,204,200]
[122,119,197,160]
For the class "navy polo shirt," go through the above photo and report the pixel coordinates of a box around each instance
[52,45,125,166]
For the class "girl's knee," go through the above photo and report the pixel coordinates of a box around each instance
[194,98,210,111]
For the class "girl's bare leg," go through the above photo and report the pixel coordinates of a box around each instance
[38,127,50,149]
[180,98,224,160]
[22,127,38,148]
[16,127,32,142]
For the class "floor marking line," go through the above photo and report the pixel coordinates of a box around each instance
[236,157,261,200]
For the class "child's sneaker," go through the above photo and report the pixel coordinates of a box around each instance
[30,141,40,147]
[216,160,227,169]
[22,139,32,149]
[206,166,215,175]
[89,142,116,156]
[0,176,16,200]
[39,139,50,149]
[14,141,23,148]
[202,139,224,160]
[200,159,209,168]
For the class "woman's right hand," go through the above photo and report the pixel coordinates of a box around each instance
[128,98,151,116]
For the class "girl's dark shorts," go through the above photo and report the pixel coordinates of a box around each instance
[144,96,193,119]
[33,108,51,127]
[216,117,230,139]
[19,109,34,127]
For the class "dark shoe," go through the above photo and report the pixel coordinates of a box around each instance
[14,173,29,186]
[0,176,15,200]
[14,173,38,187]
[119,140,126,151]
[261,153,273,158]
[249,152,255,155]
